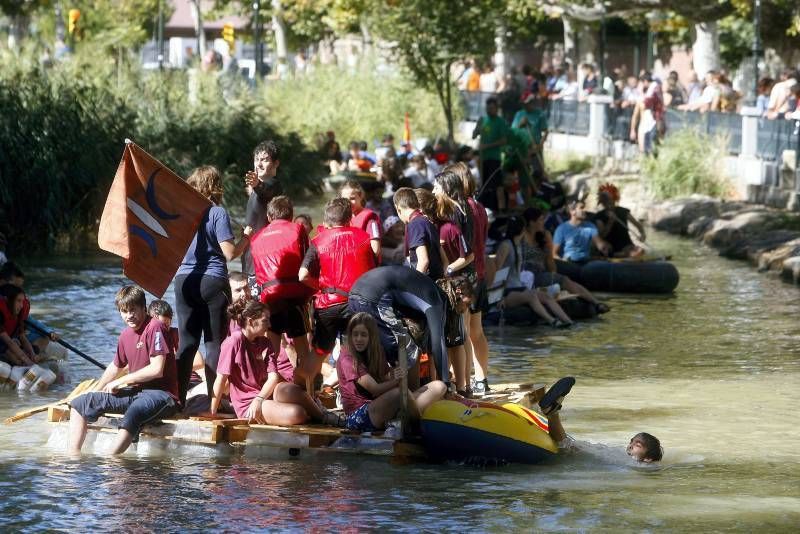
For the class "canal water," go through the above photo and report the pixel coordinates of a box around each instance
[1,232,798,531]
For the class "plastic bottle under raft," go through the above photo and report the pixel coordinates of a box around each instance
[17,365,47,392]
[8,366,29,390]
[0,361,11,391]
[30,367,57,392]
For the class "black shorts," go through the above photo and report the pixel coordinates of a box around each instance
[469,278,488,315]
[312,303,351,354]
[444,307,465,348]
[69,389,177,443]
[268,299,309,338]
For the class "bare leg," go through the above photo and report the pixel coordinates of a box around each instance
[469,312,490,381]
[447,345,467,391]
[562,277,599,305]
[110,429,134,455]
[68,408,88,454]
[272,382,324,421]
[547,411,566,442]
[293,335,318,396]
[411,380,447,417]
[538,291,573,323]
[503,290,555,323]
[260,399,310,426]
[367,387,402,429]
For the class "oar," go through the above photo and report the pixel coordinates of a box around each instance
[4,378,98,424]
[25,319,106,370]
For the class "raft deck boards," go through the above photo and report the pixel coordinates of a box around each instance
[45,382,546,459]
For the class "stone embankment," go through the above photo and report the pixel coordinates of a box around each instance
[560,173,800,286]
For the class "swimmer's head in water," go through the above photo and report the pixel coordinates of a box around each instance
[627,432,663,462]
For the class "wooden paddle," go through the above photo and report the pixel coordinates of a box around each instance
[3,378,98,425]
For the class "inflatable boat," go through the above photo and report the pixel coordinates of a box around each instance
[421,398,558,465]
[556,259,679,293]
[483,295,597,326]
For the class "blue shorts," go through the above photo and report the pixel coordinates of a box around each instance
[345,403,378,432]
[70,389,178,443]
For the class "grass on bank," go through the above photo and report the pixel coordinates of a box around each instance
[642,129,732,200]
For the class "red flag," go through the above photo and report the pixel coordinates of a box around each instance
[98,141,211,297]
[403,112,412,151]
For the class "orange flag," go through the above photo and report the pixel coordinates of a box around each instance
[98,141,211,297]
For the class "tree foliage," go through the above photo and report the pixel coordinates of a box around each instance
[365,0,501,141]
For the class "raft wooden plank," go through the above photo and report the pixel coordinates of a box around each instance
[47,406,70,422]
[4,378,97,424]
[248,423,349,437]
[227,425,250,443]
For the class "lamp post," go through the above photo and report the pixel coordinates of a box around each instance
[253,0,262,79]
[751,0,762,105]
[157,0,164,70]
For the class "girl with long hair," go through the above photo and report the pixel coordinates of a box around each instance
[495,217,574,327]
[336,313,446,433]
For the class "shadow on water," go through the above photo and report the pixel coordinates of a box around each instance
[2,232,800,530]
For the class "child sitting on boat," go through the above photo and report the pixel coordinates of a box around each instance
[0,284,37,366]
[68,285,179,455]
[210,299,343,426]
[336,312,446,433]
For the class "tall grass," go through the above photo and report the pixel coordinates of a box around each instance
[0,53,320,253]
[641,129,732,200]
[261,64,456,148]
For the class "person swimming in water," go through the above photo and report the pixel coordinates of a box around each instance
[539,377,663,463]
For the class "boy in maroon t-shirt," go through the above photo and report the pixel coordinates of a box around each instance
[68,286,179,455]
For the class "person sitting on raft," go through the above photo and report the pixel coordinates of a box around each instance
[553,200,612,263]
[520,207,610,314]
[68,285,179,455]
[336,312,446,434]
[538,377,663,463]
[0,283,36,366]
[348,265,451,389]
[210,299,343,426]
[594,183,646,258]
[495,217,574,328]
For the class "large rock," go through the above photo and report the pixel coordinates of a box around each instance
[781,256,800,284]
[758,238,800,272]
[702,210,773,250]
[648,195,720,235]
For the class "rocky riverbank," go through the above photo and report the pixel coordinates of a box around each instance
[560,172,800,286]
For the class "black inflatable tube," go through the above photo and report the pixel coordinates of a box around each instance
[556,259,679,294]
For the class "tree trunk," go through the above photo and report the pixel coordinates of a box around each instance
[272,0,288,62]
[7,14,29,50]
[562,16,577,68]
[494,24,507,80]
[444,62,454,144]
[189,0,206,56]
[692,21,720,78]
[360,19,372,58]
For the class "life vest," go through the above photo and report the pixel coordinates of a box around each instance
[0,296,27,338]
[351,208,381,239]
[312,226,376,309]
[250,219,314,304]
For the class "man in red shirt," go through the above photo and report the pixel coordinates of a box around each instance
[339,179,381,258]
[249,196,315,391]
[299,198,376,376]
[68,286,179,455]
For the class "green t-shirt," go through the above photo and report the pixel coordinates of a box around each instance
[511,109,548,144]
[478,115,509,161]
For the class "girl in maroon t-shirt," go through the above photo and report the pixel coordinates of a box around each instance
[336,313,446,432]
[210,299,343,426]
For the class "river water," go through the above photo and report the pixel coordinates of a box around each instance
[1,232,798,531]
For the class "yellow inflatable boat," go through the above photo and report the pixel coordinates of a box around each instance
[421,399,558,464]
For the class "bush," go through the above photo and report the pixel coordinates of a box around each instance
[0,53,321,253]
[261,63,456,149]
[641,129,731,200]
[546,151,593,176]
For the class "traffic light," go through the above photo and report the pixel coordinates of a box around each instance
[68,9,81,36]
[222,23,235,52]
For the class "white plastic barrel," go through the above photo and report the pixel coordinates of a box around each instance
[31,367,57,392]
[9,366,29,390]
[0,361,11,391]
[17,364,46,391]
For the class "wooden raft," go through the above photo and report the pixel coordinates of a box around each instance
[46,382,547,458]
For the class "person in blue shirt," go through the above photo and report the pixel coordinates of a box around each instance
[553,200,611,263]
